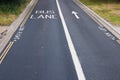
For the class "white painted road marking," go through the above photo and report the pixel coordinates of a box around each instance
[30,14,56,19]
[30,10,57,19]
[13,26,25,42]
[35,10,55,14]
[98,26,116,40]
[72,11,80,19]
[56,0,86,80]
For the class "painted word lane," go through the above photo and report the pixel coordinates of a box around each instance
[30,10,57,20]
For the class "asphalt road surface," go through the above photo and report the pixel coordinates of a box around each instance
[0,0,120,80]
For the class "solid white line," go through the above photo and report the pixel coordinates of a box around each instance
[56,0,86,80]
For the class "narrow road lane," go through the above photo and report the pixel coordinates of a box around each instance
[0,0,78,80]
[59,0,120,80]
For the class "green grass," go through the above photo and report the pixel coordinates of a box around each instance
[0,0,30,26]
[80,0,120,26]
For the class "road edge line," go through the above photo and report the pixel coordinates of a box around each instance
[0,41,14,64]
[56,0,86,80]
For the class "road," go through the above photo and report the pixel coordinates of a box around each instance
[0,0,120,80]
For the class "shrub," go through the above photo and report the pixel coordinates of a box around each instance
[0,0,26,14]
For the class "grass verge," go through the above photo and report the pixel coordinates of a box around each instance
[0,0,30,26]
[80,0,120,26]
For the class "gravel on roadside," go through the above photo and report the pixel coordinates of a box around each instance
[0,26,8,39]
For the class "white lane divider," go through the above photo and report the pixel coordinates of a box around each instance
[56,0,86,80]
